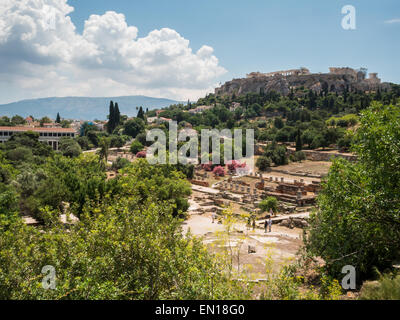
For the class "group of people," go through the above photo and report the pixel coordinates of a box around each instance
[212,210,274,233]
[264,215,273,233]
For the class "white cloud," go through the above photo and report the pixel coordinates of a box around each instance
[384,18,400,24]
[0,0,226,103]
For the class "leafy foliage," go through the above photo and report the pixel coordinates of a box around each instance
[305,103,400,279]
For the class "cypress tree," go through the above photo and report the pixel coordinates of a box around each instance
[137,106,145,120]
[56,112,61,123]
[108,101,115,133]
[296,128,303,151]
[114,102,120,127]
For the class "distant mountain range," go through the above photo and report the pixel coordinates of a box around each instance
[0,96,181,120]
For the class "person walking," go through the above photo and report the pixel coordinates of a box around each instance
[264,218,268,233]
[268,216,272,233]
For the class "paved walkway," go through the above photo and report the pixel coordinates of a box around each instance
[191,185,220,194]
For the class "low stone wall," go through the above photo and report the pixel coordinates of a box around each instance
[190,180,210,187]
[288,148,357,162]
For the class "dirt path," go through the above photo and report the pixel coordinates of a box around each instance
[182,210,303,277]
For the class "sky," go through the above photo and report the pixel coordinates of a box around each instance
[0,0,399,104]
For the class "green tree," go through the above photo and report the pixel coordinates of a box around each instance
[11,115,26,125]
[108,101,115,134]
[58,137,82,158]
[295,128,303,151]
[256,156,272,171]
[130,140,144,154]
[137,106,145,120]
[40,117,51,127]
[274,117,284,129]
[114,102,121,127]
[97,137,110,163]
[0,194,247,299]
[56,113,61,123]
[264,142,288,166]
[259,197,278,214]
[305,103,400,279]
[123,118,145,138]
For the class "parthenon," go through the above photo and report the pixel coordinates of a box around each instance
[247,67,310,78]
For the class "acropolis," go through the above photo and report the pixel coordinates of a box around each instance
[215,66,389,97]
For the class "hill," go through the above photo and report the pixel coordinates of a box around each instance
[215,67,391,97]
[0,96,181,120]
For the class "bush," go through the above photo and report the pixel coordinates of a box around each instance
[212,166,225,177]
[226,160,246,173]
[136,151,146,158]
[109,135,126,148]
[123,118,145,138]
[264,143,288,166]
[274,117,284,129]
[258,196,278,213]
[291,151,306,162]
[337,119,348,127]
[360,273,400,300]
[6,147,33,163]
[112,157,130,171]
[76,136,90,150]
[256,156,272,171]
[201,162,213,172]
[338,133,353,151]
[135,132,150,146]
[59,138,82,158]
[130,140,144,154]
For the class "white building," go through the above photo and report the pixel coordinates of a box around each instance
[0,126,77,150]
[188,105,213,114]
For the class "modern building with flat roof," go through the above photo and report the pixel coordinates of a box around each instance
[0,126,77,150]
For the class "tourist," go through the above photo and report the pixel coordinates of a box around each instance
[264,218,268,233]
[268,216,272,233]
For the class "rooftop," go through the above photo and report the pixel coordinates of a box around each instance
[0,126,77,133]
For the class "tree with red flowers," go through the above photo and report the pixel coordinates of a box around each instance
[201,162,213,172]
[136,151,146,158]
[213,166,225,177]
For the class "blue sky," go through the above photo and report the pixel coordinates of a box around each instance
[68,0,400,83]
[0,0,399,104]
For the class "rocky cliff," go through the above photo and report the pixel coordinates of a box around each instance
[215,69,391,97]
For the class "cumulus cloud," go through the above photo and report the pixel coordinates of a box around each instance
[0,0,226,103]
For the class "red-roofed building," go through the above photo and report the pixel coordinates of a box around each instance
[25,116,33,125]
[0,126,77,150]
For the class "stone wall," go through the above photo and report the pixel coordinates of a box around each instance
[287,148,357,162]
[190,180,210,187]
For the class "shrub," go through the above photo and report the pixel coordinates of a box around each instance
[226,160,246,172]
[258,196,278,213]
[201,162,213,172]
[136,151,146,158]
[291,151,306,162]
[130,140,144,154]
[256,156,272,171]
[264,143,288,166]
[360,272,400,300]
[213,166,225,177]
[112,157,130,171]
